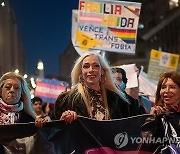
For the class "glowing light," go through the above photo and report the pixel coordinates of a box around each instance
[30,77,35,81]
[14,69,19,74]
[169,0,179,8]
[37,60,44,70]
[23,74,28,79]
[1,2,5,7]
[138,23,144,29]
[31,94,34,99]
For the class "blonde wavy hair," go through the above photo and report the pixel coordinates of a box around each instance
[0,72,35,119]
[70,52,128,119]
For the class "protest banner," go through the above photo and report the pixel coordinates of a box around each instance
[1,113,179,154]
[147,49,179,82]
[72,0,141,55]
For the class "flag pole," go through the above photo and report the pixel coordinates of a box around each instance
[100,50,106,59]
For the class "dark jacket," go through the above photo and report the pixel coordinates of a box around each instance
[0,110,34,154]
[18,110,35,123]
[125,92,146,115]
[54,89,143,120]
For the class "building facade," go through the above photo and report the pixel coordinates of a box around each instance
[0,0,25,76]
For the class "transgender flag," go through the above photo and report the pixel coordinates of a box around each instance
[78,12,101,24]
[35,78,67,103]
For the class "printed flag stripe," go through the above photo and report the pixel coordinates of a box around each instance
[110,30,136,38]
[79,12,102,24]
[35,85,65,96]
[36,82,66,91]
[79,12,101,18]
[35,91,59,99]
[109,27,136,44]
[121,40,135,44]
[79,14,101,19]
[37,79,65,86]
[115,33,136,38]
[79,19,101,24]
[109,28,136,33]
[35,78,67,103]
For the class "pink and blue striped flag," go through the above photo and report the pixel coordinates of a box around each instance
[35,78,68,103]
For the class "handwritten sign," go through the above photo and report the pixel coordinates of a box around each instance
[72,0,141,55]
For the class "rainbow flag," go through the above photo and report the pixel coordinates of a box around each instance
[109,27,136,44]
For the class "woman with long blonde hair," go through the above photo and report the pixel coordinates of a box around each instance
[54,52,141,123]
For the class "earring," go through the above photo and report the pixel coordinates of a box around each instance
[100,75,105,83]
[79,76,84,84]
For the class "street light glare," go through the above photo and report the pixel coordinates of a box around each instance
[37,60,44,70]
[23,74,28,79]
[30,77,35,81]
[1,2,5,7]
[14,69,19,74]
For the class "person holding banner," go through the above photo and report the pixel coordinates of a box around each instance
[140,71,180,153]
[54,52,142,123]
[0,72,36,124]
[112,67,145,114]
[150,71,180,115]
[0,72,47,126]
[0,72,49,153]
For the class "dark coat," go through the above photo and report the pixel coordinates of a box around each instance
[54,89,143,120]
[17,110,35,123]
[0,110,34,154]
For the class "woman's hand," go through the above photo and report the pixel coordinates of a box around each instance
[60,110,77,123]
[35,117,48,128]
[150,105,165,115]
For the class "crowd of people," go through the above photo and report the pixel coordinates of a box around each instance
[54,52,145,122]
[0,52,179,124]
[0,52,179,153]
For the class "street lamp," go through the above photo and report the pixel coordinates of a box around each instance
[37,59,44,78]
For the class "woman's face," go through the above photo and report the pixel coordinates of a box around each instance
[1,78,22,105]
[160,78,180,106]
[81,55,103,88]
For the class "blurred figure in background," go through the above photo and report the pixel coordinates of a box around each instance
[42,102,54,117]
[112,67,145,114]
[150,71,180,115]
[112,67,127,92]
[32,96,51,121]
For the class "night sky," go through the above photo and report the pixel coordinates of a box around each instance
[9,0,79,78]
